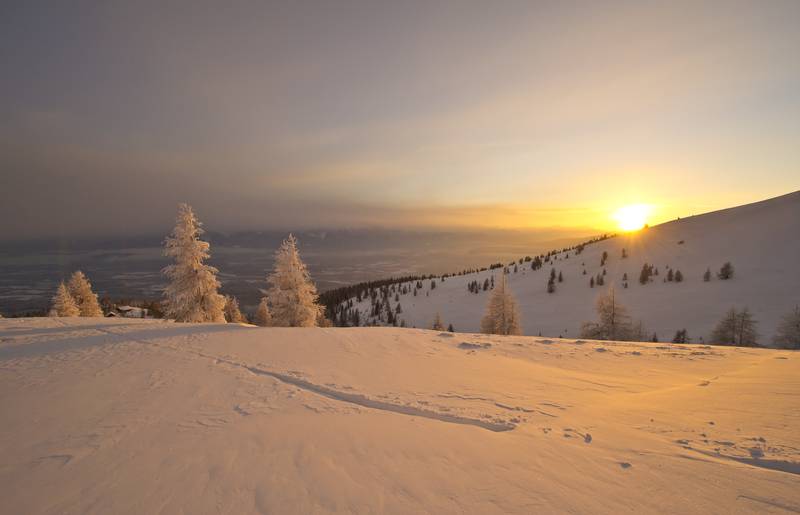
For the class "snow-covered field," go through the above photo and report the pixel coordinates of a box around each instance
[346,191,800,344]
[1,317,798,513]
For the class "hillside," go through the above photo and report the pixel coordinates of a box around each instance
[1,317,798,513]
[341,191,800,344]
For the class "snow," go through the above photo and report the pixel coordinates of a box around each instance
[349,191,800,344]
[1,317,798,513]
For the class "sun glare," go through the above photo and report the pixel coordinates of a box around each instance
[613,204,651,232]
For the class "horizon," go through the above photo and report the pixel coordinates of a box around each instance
[3,189,796,245]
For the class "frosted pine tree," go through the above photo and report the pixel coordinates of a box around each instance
[67,271,103,317]
[223,295,245,323]
[162,203,226,323]
[254,297,272,327]
[266,234,322,327]
[49,281,80,317]
[480,274,522,335]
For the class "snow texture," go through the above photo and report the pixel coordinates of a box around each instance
[1,317,798,513]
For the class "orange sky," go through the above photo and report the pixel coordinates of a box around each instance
[1,2,798,239]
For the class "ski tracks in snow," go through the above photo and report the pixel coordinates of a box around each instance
[93,326,519,433]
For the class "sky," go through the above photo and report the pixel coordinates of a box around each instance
[1,0,799,241]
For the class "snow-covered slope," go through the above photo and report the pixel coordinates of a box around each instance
[346,191,800,344]
[1,318,798,513]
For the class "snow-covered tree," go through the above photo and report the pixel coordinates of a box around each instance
[67,271,103,317]
[580,288,633,341]
[773,306,800,349]
[710,307,757,346]
[266,234,322,327]
[162,203,226,323]
[431,312,445,331]
[223,295,245,323]
[49,281,80,317]
[480,274,522,335]
[254,297,272,327]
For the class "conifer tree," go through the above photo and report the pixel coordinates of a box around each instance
[639,263,653,284]
[266,234,322,327]
[223,295,245,323]
[674,270,683,283]
[162,203,226,322]
[773,306,800,349]
[447,323,455,332]
[67,271,103,317]
[254,297,272,327]
[480,274,522,335]
[672,329,688,343]
[49,281,80,317]
[718,262,734,280]
[703,268,712,282]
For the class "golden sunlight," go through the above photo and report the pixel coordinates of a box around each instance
[612,204,651,231]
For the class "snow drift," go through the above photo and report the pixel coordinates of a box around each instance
[1,317,798,513]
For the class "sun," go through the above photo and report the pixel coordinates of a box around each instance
[613,204,651,232]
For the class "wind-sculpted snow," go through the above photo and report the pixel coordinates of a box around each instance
[1,318,798,514]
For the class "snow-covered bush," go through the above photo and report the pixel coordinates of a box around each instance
[224,295,245,323]
[254,298,272,327]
